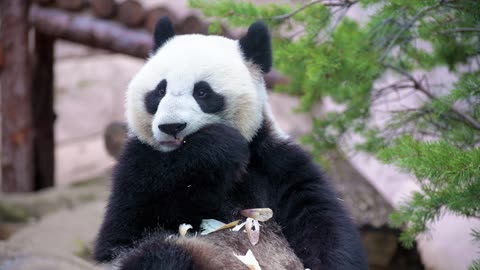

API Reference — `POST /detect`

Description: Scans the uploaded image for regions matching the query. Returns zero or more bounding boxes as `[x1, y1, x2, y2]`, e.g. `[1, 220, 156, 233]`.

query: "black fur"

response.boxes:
[94, 124, 249, 262]
[94, 123, 368, 270]
[120, 234, 197, 270]
[192, 81, 225, 114]
[153, 17, 175, 52]
[145, 79, 167, 115]
[239, 21, 272, 73]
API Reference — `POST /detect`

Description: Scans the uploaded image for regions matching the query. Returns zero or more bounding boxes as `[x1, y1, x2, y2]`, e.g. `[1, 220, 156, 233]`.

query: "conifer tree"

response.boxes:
[189, 0, 480, 268]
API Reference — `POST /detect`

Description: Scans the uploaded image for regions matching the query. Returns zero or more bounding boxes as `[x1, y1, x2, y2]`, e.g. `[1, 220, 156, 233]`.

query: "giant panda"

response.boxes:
[94, 17, 368, 270]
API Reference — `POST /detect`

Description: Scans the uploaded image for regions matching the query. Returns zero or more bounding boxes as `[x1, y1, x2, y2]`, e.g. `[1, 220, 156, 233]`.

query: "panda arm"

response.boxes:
[264, 143, 368, 270]
[94, 124, 249, 263]
[94, 138, 177, 263]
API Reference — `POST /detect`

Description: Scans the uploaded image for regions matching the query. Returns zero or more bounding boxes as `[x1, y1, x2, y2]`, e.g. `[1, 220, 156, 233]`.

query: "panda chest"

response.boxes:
[232, 168, 273, 209]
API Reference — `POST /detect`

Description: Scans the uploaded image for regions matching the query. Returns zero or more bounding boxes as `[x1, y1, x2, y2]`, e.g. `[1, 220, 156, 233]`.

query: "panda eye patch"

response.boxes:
[193, 82, 210, 99]
[144, 79, 167, 115]
[192, 81, 225, 114]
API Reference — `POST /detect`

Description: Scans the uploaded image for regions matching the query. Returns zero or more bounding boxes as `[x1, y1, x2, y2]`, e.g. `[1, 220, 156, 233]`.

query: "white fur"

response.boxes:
[127, 34, 274, 151]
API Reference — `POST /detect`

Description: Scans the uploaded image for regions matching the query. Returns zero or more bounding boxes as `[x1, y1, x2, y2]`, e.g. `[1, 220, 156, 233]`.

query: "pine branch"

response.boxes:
[440, 27, 480, 33]
[371, 80, 414, 101]
[272, 0, 356, 22]
[384, 64, 480, 130]
[380, 3, 442, 61]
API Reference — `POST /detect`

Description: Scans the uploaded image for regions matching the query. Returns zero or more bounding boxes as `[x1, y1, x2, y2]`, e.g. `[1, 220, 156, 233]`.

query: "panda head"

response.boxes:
[127, 17, 275, 152]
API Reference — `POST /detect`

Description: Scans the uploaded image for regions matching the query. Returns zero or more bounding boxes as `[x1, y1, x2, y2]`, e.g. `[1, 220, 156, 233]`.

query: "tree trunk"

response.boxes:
[0, 0, 34, 192]
[31, 31, 55, 190]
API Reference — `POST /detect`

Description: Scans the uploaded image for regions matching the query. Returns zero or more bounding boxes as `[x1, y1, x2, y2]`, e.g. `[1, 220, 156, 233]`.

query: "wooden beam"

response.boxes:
[144, 6, 176, 33]
[0, 44, 4, 71]
[30, 5, 152, 58]
[32, 31, 55, 190]
[177, 14, 208, 35]
[30, 5, 288, 88]
[0, 0, 34, 192]
[116, 0, 145, 28]
[55, 0, 86, 11]
[91, 0, 117, 19]
[33, 0, 52, 6]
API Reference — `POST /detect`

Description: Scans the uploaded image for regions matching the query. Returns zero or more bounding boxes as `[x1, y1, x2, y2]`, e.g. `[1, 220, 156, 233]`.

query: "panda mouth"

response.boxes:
[159, 138, 184, 147]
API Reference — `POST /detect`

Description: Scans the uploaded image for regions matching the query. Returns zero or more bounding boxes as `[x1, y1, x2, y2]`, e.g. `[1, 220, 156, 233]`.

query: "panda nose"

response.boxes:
[158, 122, 187, 137]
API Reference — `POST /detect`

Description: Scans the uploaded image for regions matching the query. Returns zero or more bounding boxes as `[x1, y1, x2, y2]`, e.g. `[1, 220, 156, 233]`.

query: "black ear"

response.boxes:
[239, 21, 272, 73]
[153, 16, 175, 52]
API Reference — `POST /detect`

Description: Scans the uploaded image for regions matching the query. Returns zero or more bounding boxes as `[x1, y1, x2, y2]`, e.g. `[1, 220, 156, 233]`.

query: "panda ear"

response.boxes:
[239, 21, 272, 73]
[153, 16, 175, 52]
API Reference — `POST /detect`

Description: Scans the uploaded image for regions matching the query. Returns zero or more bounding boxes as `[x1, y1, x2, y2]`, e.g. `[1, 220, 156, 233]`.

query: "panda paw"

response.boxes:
[176, 123, 250, 170]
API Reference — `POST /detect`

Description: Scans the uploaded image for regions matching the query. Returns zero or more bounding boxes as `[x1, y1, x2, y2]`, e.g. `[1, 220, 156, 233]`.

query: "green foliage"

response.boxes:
[472, 229, 480, 269]
[189, 0, 291, 27]
[0, 202, 30, 223]
[190, 0, 480, 266]
[470, 260, 480, 270]
[379, 136, 480, 246]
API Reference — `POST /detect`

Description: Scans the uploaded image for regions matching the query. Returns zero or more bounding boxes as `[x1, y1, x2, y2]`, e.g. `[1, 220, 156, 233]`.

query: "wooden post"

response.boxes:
[0, 0, 34, 192]
[32, 31, 55, 190]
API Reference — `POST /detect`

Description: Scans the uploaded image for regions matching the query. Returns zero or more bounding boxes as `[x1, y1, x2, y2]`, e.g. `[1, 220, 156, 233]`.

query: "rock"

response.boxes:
[361, 228, 398, 267]
[325, 149, 394, 228]
[5, 201, 105, 258]
[0, 242, 100, 270]
[0, 223, 25, 240]
[0, 204, 30, 223]
[0, 200, 106, 270]
[0, 174, 109, 222]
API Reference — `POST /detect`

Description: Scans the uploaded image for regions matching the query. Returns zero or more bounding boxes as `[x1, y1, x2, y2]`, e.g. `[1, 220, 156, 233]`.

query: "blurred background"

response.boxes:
[0, 0, 479, 270]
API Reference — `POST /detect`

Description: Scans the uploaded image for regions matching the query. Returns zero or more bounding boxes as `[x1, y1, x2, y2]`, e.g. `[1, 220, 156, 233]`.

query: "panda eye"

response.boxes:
[158, 88, 166, 96]
[193, 81, 213, 100]
[195, 88, 207, 98]
[156, 79, 167, 97]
